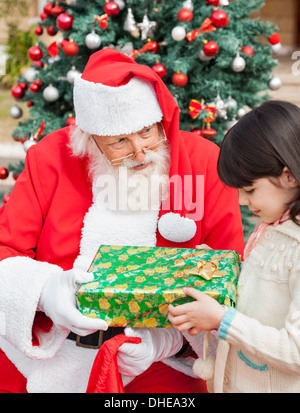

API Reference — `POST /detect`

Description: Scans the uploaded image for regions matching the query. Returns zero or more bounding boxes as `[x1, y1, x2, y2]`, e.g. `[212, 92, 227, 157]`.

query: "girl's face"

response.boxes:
[238, 169, 299, 224]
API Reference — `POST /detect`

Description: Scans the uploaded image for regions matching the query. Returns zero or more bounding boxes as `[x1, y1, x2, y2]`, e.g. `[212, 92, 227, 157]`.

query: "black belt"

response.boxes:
[67, 327, 124, 349]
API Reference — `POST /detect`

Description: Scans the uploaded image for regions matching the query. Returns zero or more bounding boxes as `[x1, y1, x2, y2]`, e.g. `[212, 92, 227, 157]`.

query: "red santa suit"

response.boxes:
[0, 48, 244, 393]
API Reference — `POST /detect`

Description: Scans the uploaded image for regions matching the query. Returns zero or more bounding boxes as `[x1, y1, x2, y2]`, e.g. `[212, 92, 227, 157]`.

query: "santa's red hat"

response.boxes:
[73, 48, 197, 243]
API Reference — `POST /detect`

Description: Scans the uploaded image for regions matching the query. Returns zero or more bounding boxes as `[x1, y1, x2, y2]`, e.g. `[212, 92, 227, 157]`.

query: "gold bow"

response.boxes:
[188, 259, 224, 280]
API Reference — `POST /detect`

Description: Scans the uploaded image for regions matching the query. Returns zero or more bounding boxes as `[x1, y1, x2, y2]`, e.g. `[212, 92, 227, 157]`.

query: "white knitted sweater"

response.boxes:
[214, 220, 300, 393]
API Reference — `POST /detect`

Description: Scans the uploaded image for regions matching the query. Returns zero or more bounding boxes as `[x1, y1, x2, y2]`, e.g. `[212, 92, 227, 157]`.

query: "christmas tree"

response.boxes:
[3, 0, 281, 237]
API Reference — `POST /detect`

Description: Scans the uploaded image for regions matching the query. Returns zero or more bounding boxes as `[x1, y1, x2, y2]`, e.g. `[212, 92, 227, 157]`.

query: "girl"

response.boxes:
[168, 100, 300, 393]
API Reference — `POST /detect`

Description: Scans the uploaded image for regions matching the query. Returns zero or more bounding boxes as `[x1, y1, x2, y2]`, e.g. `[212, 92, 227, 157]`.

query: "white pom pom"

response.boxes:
[158, 213, 197, 243]
[193, 356, 215, 380]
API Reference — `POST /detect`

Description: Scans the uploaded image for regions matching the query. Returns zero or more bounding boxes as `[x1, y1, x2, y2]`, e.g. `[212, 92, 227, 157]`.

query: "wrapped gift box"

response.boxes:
[76, 245, 240, 328]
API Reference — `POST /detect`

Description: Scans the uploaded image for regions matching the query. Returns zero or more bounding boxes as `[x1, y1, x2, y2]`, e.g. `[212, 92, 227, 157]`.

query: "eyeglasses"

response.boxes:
[92, 125, 167, 166]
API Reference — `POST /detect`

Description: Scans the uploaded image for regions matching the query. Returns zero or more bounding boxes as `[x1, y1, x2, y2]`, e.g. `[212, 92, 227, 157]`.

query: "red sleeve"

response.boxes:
[0, 147, 46, 261]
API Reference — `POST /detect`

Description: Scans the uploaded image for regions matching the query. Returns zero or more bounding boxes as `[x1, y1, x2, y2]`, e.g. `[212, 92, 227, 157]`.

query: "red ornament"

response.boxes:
[0, 167, 9, 180]
[66, 115, 76, 126]
[211, 10, 229, 28]
[201, 124, 217, 138]
[241, 45, 254, 56]
[206, 0, 219, 5]
[29, 82, 40, 93]
[57, 13, 73, 31]
[47, 26, 58, 36]
[151, 63, 167, 78]
[60, 38, 69, 49]
[40, 11, 48, 21]
[104, 1, 120, 16]
[32, 60, 44, 69]
[43, 3, 54, 16]
[34, 26, 43, 36]
[28, 45, 44, 61]
[51, 4, 65, 16]
[172, 72, 188, 87]
[203, 40, 219, 56]
[19, 82, 28, 90]
[177, 8, 193, 22]
[62, 40, 79, 56]
[11, 84, 25, 99]
[269, 33, 281, 45]
[2, 194, 10, 204]
[27, 101, 34, 107]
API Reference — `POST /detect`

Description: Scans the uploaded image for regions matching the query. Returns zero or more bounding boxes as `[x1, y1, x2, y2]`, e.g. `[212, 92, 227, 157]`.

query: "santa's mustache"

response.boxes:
[119, 145, 168, 171]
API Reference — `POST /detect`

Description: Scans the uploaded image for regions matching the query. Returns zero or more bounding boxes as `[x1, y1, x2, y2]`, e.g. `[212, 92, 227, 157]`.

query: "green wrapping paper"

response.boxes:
[76, 245, 240, 328]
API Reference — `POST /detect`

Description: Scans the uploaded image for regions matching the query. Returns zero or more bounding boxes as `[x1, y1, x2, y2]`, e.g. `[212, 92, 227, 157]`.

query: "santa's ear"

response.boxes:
[282, 167, 299, 188]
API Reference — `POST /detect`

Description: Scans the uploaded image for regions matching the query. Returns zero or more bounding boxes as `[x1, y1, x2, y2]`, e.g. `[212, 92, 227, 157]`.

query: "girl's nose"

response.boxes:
[238, 189, 249, 206]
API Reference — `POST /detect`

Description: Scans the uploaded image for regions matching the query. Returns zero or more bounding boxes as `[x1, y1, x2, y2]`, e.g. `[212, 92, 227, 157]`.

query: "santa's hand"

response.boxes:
[117, 327, 183, 377]
[39, 269, 108, 335]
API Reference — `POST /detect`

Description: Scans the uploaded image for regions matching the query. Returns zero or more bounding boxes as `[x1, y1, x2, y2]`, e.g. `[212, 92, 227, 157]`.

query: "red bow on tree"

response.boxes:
[186, 18, 216, 43]
[189, 99, 215, 122]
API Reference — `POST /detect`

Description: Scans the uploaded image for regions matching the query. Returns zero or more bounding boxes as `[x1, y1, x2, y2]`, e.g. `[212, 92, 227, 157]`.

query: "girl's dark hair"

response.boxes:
[217, 100, 300, 225]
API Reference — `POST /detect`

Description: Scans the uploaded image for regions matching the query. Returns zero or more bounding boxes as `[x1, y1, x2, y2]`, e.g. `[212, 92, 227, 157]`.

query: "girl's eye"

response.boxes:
[244, 188, 254, 194]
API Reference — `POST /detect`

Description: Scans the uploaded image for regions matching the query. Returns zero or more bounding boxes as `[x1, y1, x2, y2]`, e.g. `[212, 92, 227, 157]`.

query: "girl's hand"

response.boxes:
[168, 287, 226, 335]
[195, 244, 212, 251]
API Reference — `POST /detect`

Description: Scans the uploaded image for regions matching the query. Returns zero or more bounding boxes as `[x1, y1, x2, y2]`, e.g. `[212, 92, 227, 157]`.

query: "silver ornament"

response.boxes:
[232, 52, 246, 72]
[23, 136, 36, 152]
[48, 55, 60, 65]
[198, 49, 212, 62]
[137, 12, 156, 40]
[268, 76, 282, 90]
[219, 0, 229, 5]
[66, 66, 81, 84]
[119, 42, 134, 56]
[43, 84, 59, 102]
[85, 31, 101, 49]
[114, 0, 125, 10]
[124, 8, 137, 32]
[271, 43, 282, 54]
[182, 0, 194, 11]
[171, 26, 186, 41]
[238, 107, 247, 118]
[22, 67, 37, 83]
[9, 105, 23, 119]
[214, 92, 227, 119]
[225, 95, 237, 110]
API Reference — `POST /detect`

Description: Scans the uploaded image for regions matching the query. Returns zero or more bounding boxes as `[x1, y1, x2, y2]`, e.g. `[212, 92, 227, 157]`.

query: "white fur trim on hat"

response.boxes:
[158, 212, 197, 243]
[73, 76, 163, 136]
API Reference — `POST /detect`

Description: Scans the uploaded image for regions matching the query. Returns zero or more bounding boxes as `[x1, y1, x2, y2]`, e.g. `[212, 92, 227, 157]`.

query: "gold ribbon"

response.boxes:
[188, 259, 224, 280]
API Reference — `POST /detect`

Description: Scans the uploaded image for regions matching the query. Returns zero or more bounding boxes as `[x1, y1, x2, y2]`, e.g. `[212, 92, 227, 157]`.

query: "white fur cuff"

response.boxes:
[0, 256, 67, 359]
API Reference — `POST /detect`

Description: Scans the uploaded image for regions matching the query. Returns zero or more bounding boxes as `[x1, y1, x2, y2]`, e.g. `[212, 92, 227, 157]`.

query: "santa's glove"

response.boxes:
[39, 269, 108, 336]
[117, 327, 183, 377]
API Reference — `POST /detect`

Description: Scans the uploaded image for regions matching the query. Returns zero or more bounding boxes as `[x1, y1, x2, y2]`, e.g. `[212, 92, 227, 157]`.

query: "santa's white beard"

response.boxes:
[88, 141, 171, 212]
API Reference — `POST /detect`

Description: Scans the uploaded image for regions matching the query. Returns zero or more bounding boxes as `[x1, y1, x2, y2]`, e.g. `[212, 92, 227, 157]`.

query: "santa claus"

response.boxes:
[0, 48, 244, 393]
